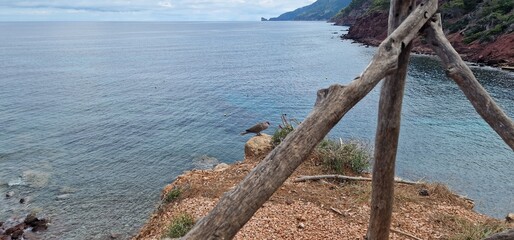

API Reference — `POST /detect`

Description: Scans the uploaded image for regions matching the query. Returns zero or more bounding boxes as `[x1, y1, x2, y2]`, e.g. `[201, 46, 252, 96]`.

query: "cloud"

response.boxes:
[158, 1, 174, 8]
[0, 0, 318, 21]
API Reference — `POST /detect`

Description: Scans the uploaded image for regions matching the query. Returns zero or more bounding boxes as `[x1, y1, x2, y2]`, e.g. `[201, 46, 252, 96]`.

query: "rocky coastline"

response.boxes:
[0, 213, 49, 240]
[332, 1, 514, 69]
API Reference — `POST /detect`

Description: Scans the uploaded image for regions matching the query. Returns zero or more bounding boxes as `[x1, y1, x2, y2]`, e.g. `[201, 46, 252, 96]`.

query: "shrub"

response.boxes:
[163, 187, 181, 203]
[163, 213, 195, 238]
[317, 138, 371, 174]
[272, 114, 300, 146]
[271, 114, 372, 174]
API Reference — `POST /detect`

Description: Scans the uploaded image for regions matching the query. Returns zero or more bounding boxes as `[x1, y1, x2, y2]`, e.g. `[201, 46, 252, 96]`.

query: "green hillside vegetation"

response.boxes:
[442, 0, 514, 43]
[269, 0, 352, 21]
[331, 0, 513, 43]
[330, 0, 387, 21]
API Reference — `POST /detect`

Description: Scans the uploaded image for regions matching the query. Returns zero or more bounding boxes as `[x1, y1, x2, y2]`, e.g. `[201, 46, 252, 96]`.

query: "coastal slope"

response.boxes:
[269, 0, 352, 21]
[330, 0, 514, 67]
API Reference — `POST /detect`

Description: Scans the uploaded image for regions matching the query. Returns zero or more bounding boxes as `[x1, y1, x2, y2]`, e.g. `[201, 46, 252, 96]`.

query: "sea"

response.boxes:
[0, 21, 512, 239]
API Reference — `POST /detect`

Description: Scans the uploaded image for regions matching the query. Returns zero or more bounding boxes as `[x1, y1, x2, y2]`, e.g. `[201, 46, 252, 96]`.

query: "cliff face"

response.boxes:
[331, 0, 514, 67]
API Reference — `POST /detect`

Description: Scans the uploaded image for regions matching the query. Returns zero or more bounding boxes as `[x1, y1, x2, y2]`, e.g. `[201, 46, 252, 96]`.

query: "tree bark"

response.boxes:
[367, 0, 417, 239]
[182, 1, 437, 239]
[423, 14, 514, 151]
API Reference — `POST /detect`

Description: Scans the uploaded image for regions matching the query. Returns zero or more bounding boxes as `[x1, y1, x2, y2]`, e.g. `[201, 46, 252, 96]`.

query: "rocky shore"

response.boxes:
[0, 213, 49, 240]
[134, 134, 513, 239]
[339, 14, 514, 68]
[332, 1, 514, 68]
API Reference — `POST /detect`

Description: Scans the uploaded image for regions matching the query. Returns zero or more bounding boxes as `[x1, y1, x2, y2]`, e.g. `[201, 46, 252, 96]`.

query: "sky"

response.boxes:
[0, 0, 317, 21]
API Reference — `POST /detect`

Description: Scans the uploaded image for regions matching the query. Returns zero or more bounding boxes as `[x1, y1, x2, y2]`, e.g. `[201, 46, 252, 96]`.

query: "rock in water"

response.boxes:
[213, 163, 229, 172]
[240, 121, 270, 136]
[24, 213, 49, 232]
[5, 191, 14, 198]
[56, 194, 71, 201]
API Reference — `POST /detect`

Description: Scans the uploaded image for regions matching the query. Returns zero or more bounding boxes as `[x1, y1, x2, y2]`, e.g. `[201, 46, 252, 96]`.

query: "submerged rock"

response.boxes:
[1, 213, 49, 239]
[192, 155, 219, 170]
[24, 213, 49, 232]
[213, 163, 229, 172]
[55, 194, 71, 201]
[5, 191, 14, 198]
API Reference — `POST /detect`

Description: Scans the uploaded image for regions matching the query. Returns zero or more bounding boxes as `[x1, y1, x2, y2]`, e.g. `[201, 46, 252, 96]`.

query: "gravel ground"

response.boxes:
[134, 138, 511, 240]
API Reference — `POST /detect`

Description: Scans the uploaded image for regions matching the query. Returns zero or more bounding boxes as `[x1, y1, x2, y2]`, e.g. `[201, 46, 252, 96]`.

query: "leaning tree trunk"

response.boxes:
[423, 14, 514, 151]
[367, 0, 416, 239]
[181, 1, 438, 239]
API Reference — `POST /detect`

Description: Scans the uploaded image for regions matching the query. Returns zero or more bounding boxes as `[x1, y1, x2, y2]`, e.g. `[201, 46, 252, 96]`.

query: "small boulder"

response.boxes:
[5, 223, 26, 235]
[110, 232, 121, 239]
[244, 134, 272, 161]
[418, 189, 429, 196]
[24, 214, 49, 232]
[11, 229, 23, 240]
[506, 213, 514, 223]
[213, 163, 229, 172]
[6, 191, 14, 198]
[297, 222, 305, 229]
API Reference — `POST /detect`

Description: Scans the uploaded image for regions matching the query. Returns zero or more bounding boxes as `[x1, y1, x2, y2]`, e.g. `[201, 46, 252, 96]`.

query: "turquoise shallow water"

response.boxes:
[0, 21, 512, 239]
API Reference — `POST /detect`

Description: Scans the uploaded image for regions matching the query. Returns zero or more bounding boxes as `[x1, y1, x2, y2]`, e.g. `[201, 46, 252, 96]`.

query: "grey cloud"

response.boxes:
[0, 0, 316, 21]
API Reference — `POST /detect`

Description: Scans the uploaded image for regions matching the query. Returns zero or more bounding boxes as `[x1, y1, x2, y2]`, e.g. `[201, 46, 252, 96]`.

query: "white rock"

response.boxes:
[213, 163, 229, 172]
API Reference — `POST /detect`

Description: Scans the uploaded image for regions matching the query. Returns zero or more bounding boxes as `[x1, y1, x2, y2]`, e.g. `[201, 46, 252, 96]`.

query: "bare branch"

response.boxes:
[293, 174, 420, 185]
[423, 14, 514, 151]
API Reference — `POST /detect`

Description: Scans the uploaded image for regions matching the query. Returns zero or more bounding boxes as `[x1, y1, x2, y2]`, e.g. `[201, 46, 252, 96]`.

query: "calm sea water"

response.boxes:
[0, 21, 512, 239]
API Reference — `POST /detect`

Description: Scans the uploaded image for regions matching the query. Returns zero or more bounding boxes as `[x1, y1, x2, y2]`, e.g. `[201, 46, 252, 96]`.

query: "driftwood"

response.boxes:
[482, 229, 514, 240]
[293, 175, 420, 185]
[182, 1, 438, 239]
[423, 14, 514, 151]
[293, 174, 474, 203]
[368, 0, 416, 239]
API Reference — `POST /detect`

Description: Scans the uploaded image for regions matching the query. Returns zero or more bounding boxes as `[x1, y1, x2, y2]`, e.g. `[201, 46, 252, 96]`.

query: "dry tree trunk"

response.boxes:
[367, 0, 417, 239]
[423, 14, 514, 151]
[182, 1, 438, 239]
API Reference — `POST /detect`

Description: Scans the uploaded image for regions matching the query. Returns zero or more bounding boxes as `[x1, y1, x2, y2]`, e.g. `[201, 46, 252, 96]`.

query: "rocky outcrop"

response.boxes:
[333, 0, 514, 67]
[244, 134, 273, 161]
[341, 11, 388, 46]
[0, 213, 49, 240]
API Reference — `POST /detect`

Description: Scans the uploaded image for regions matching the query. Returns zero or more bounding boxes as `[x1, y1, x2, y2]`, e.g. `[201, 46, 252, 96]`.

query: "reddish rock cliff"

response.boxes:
[334, 0, 514, 67]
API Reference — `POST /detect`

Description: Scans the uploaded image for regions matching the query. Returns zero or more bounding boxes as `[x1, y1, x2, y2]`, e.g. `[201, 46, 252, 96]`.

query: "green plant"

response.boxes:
[371, 0, 389, 11]
[163, 187, 182, 203]
[163, 213, 195, 238]
[317, 138, 371, 174]
[272, 114, 300, 146]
